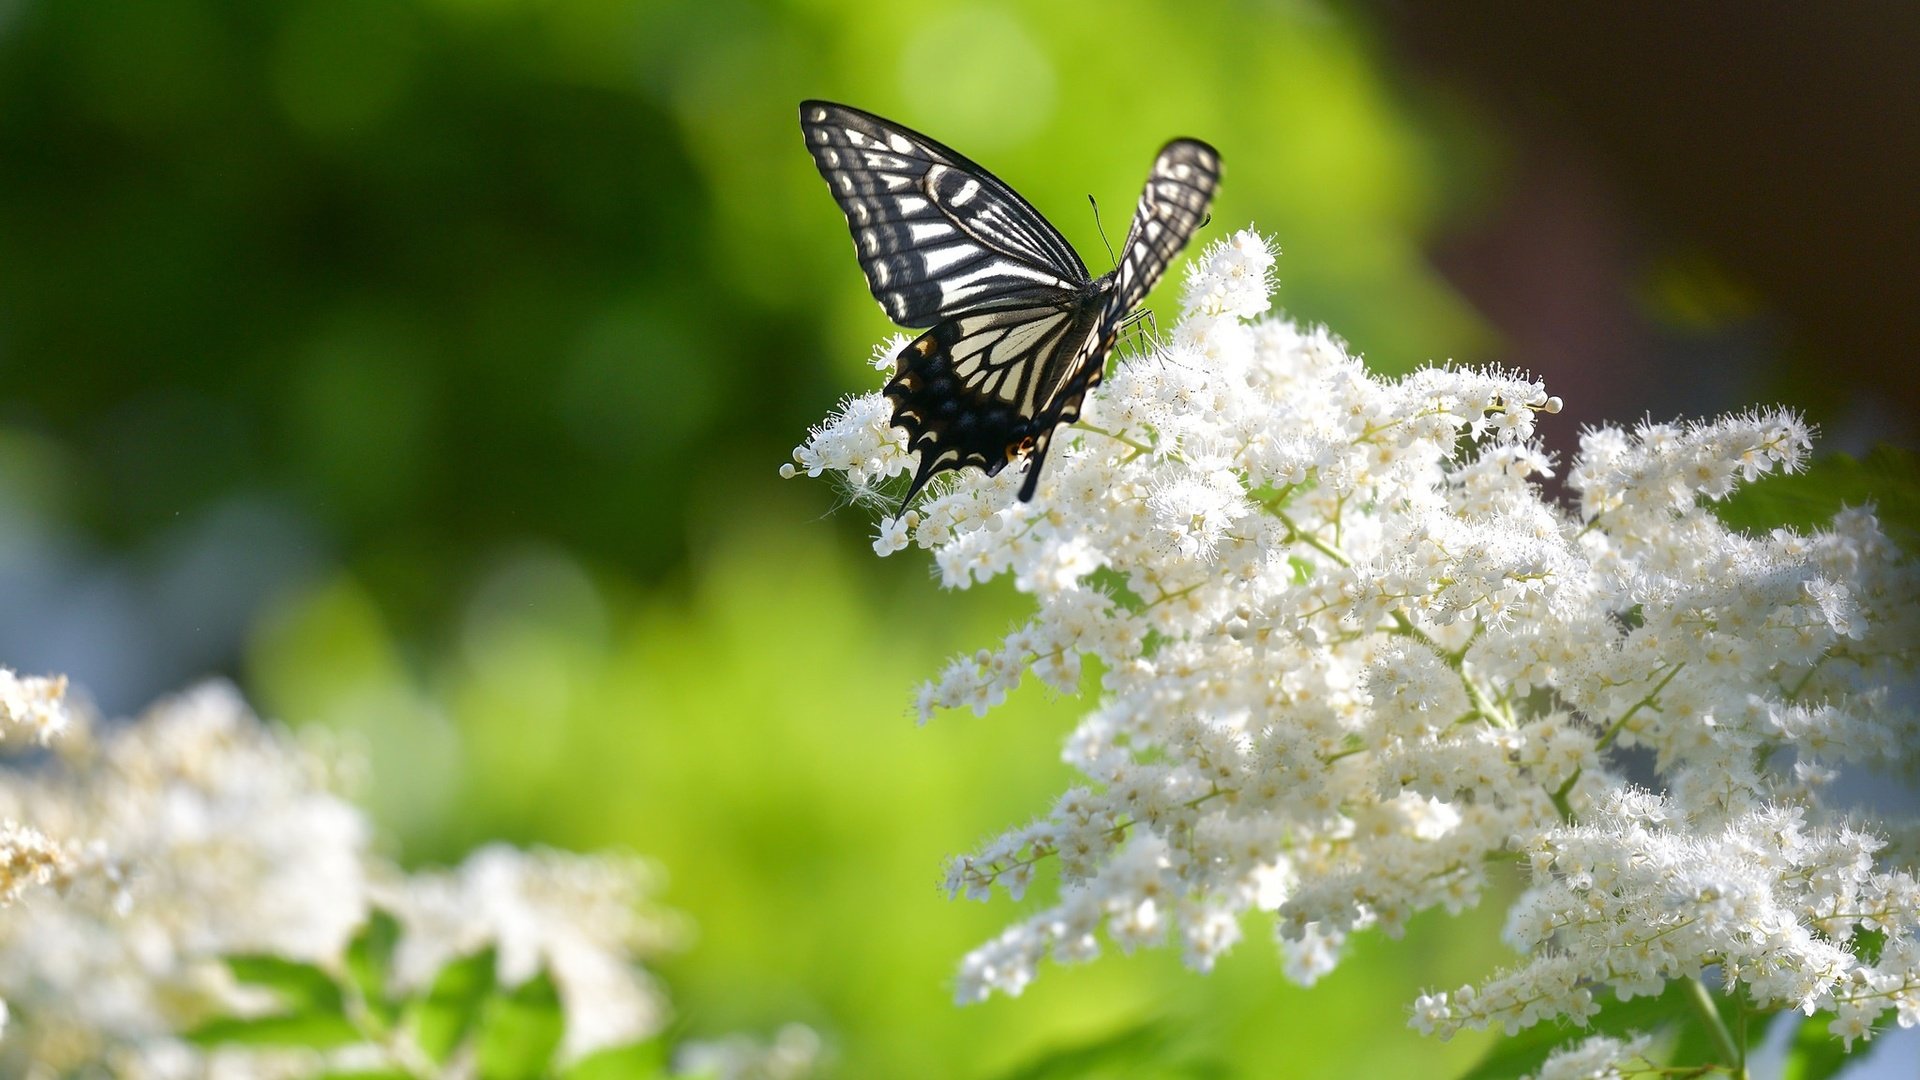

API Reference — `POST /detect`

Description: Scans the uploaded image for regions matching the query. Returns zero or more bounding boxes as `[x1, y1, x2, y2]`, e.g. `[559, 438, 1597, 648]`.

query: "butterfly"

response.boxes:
[799, 100, 1220, 512]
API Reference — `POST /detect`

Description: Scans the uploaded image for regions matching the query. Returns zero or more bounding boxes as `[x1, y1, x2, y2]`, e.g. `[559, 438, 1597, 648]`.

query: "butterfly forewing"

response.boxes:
[1108, 140, 1222, 318]
[800, 101, 1220, 509]
[799, 101, 1090, 326]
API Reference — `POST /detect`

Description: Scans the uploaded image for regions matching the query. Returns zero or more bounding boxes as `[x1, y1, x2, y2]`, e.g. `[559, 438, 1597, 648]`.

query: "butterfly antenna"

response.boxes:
[1089, 195, 1119, 273]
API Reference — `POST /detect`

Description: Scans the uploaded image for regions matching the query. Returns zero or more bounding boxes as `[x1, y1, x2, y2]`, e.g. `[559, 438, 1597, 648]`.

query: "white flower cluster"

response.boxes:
[0, 819, 72, 908]
[1419, 792, 1920, 1047]
[0, 671, 76, 922]
[0, 682, 372, 1077]
[0, 666, 70, 744]
[1527, 1032, 1652, 1080]
[0, 679, 732, 1077]
[374, 843, 684, 1063]
[675, 1022, 828, 1080]
[788, 230, 1920, 1060]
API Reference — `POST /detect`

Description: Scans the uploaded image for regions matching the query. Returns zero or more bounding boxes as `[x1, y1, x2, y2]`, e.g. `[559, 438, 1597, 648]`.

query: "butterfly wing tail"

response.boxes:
[1017, 434, 1054, 502]
[898, 446, 946, 516]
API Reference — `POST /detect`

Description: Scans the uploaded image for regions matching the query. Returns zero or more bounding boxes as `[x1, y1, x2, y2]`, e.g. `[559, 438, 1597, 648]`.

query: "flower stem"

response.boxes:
[1595, 662, 1686, 752]
[1684, 977, 1746, 1079]
[1270, 507, 1351, 568]
[1073, 421, 1155, 455]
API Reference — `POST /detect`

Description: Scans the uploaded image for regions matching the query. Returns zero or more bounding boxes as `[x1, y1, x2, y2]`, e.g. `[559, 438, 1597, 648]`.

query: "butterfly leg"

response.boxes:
[1117, 306, 1158, 353]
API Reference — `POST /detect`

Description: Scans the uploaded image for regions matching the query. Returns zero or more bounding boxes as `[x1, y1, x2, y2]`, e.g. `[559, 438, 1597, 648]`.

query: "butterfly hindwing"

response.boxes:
[886, 301, 1102, 508]
[799, 101, 1090, 327]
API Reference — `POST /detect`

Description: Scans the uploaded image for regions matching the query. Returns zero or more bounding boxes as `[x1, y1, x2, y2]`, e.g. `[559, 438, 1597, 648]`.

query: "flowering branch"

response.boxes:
[788, 228, 1920, 1072]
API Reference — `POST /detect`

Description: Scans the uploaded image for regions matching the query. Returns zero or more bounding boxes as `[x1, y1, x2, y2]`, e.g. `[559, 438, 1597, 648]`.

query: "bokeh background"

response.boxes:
[1, 1, 1914, 1076]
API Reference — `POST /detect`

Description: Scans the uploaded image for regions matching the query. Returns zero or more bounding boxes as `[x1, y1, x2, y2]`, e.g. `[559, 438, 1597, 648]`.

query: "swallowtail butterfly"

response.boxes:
[799, 101, 1220, 510]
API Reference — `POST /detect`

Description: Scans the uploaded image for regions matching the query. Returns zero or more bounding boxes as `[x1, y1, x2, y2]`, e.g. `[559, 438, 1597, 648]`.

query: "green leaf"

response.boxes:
[313, 1071, 416, 1080]
[223, 954, 346, 1016]
[408, 946, 499, 1065]
[186, 1011, 362, 1050]
[476, 969, 566, 1080]
[346, 908, 405, 1030]
[1780, 1012, 1853, 1080]
[560, 1038, 671, 1080]
[1715, 444, 1920, 547]
[1850, 926, 1887, 966]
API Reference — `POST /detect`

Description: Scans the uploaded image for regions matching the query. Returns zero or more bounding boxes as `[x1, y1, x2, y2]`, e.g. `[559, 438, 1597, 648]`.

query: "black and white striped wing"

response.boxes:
[1009, 140, 1222, 502]
[1105, 139, 1222, 318]
[799, 100, 1091, 327]
[886, 302, 1099, 507]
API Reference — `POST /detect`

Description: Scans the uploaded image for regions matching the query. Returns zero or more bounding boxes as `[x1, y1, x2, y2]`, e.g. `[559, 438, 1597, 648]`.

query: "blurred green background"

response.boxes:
[1, 1, 1913, 1076]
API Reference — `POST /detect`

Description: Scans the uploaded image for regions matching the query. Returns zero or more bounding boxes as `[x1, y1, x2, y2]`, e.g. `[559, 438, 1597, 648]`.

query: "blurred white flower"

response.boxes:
[676, 1022, 826, 1080]
[1527, 1032, 1652, 1080]
[0, 679, 703, 1076]
[0, 682, 370, 1076]
[377, 843, 682, 1063]
[790, 228, 1920, 1064]
[0, 667, 70, 744]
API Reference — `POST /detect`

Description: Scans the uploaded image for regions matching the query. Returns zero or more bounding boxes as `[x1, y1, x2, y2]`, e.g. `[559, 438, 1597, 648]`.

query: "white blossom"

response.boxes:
[1527, 1032, 1652, 1080]
[376, 844, 681, 1063]
[872, 513, 912, 557]
[0, 680, 694, 1076]
[0, 682, 372, 1077]
[782, 392, 913, 498]
[0, 819, 76, 906]
[0, 667, 70, 744]
[675, 1023, 827, 1080]
[788, 228, 1920, 1066]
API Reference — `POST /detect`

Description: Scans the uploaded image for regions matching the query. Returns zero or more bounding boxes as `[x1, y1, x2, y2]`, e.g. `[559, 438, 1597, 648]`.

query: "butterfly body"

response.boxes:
[799, 100, 1218, 509]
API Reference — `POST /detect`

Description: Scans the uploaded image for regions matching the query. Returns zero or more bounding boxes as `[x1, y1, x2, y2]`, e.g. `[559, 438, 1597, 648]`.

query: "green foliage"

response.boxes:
[1450, 982, 1747, 1080]
[476, 970, 567, 1080]
[228, 953, 350, 1016]
[1452, 986, 1673, 1080]
[562, 1040, 671, 1080]
[187, 955, 359, 1050]
[410, 947, 499, 1066]
[1780, 1013, 1853, 1080]
[1449, 980, 1878, 1080]
[1850, 926, 1888, 966]
[347, 908, 405, 1031]
[0, 0, 1492, 635]
[187, 1010, 364, 1051]
[1718, 444, 1920, 546]
[192, 910, 671, 1078]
